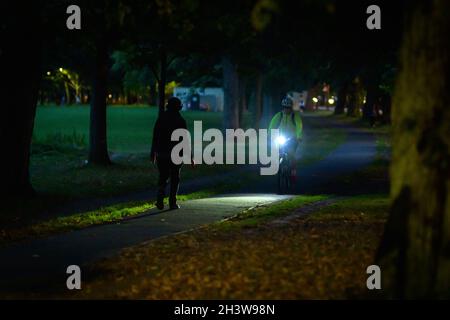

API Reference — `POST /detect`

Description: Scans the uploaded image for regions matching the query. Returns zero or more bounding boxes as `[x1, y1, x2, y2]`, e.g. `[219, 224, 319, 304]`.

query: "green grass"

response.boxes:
[333, 113, 391, 135]
[30, 152, 236, 198]
[34, 105, 252, 153]
[221, 195, 328, 229]
[30, 105, 253, 198]
[0, 200, 156, 245]
[306, 194, 389, 221]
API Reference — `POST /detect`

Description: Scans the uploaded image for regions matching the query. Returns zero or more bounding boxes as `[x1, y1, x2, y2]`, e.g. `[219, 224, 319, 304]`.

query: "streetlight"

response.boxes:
[328, 98, 335, 105]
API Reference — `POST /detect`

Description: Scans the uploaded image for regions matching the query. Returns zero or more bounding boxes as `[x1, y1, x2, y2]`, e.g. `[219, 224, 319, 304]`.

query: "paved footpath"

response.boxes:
[0, 115, 376, 294]
[0, 195, 291, 292]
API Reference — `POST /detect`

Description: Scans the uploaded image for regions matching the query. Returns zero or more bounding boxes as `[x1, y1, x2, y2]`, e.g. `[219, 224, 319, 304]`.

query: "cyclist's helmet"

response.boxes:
[281, 97, 294, 109]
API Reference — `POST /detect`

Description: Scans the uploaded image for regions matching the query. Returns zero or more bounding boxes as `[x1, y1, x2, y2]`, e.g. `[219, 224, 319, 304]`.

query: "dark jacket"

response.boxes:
[150, 109, 188, 159]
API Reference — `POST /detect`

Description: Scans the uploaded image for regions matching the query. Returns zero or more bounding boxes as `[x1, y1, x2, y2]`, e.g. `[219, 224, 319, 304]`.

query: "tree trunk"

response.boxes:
[346, 78, 363, 117]
[363, 80, 379, 121]
[380, 93, 392, 124]
[0, 3, 41, 197]
[158, 49, 167, 115]
[306, 87, 318, 111]
[376, 0, 450, 298]
[65, 82, 71, 105]
[89, 35, 111, 165]
[260, 88, 279, 127]
[238, 75, 247, 128]
[149, 81, 157, 106]
[334, 84, 347, 115]
[254, 71, 263, 129]
[222, 56, 240, 130]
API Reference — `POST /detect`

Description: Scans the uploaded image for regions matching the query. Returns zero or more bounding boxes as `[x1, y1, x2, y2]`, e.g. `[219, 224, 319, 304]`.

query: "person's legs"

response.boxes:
[169, 164, 182, 209]
[156, 155, 170, 209]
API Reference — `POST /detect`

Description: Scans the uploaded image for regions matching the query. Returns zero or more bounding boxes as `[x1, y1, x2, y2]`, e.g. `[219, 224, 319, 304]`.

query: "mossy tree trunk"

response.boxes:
[376, 0, 450, 298]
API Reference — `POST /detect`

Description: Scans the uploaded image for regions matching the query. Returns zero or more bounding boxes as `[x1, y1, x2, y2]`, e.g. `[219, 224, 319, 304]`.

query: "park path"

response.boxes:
[0, 115, 377, 294]
[0, 194, 291, 293]
[239, 122, 378, 195]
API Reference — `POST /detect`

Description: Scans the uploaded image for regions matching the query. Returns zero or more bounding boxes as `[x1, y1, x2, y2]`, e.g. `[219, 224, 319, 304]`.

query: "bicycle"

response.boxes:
[276, 135, 293, 194]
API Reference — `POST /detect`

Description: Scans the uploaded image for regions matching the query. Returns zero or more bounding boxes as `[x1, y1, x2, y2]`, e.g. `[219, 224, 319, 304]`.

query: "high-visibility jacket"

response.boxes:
[268, 111, 303, 140]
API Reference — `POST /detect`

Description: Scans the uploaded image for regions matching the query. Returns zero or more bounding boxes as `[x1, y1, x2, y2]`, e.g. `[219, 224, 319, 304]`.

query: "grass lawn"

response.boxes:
[70, 193, 388, 299]
[31, 105, 248, 198]
[33, 105, 242, 153]
[30, 105, 258, 199]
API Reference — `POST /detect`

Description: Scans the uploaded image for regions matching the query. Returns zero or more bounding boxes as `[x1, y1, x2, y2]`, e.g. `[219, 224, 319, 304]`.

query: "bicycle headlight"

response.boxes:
[276, 135, 287, 146]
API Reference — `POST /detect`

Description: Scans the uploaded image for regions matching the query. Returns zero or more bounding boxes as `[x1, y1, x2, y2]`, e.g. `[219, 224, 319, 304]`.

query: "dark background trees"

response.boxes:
[1, 0, 405, 195]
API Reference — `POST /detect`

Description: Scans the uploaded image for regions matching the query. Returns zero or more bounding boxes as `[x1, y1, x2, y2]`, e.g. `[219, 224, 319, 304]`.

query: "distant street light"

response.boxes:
[328, 98, 335, 105]
[312, 97, 319, 103]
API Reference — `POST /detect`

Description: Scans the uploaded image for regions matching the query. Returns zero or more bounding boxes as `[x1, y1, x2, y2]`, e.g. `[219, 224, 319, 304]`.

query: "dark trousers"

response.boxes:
[156, 154, 182, 204]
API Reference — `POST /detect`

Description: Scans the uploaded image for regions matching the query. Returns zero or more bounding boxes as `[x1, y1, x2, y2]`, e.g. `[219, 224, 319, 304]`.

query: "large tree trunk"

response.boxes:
[254, 71, 263, 129]
[222, 56, 240, 130]
[89, 35, 111, 165]
[0, 3, 41, 197]
[158, 49, 167, 115]
[376, 0, 450, 298]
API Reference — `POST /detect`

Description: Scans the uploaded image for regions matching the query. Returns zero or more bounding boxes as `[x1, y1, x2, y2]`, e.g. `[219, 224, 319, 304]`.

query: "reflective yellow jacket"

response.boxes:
[268, 111, 303, 140]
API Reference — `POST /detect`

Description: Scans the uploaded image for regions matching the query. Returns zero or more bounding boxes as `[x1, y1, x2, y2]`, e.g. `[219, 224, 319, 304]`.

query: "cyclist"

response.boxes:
[268, 96, 303, 185]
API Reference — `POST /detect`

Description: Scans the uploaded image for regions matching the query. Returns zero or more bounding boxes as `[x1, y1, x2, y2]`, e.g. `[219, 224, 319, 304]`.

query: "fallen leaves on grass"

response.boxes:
[76, 195, 388, 300]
